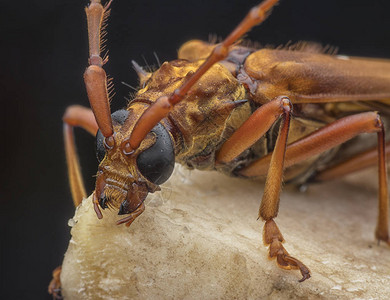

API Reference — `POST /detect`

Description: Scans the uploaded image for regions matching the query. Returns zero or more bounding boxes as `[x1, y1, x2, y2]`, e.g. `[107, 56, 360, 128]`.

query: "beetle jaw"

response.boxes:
[92, 161, 160, 224]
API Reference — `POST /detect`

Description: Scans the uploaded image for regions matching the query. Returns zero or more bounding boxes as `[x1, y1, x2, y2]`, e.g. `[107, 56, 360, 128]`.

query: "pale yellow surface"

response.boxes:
[61, 165, 390, 299]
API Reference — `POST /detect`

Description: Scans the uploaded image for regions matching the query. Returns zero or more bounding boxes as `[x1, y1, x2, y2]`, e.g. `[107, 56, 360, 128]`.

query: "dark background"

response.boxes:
[2, 0, 390, 298]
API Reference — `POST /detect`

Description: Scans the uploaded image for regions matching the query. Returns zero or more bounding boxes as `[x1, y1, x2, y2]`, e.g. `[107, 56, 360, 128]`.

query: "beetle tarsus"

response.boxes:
[376, 233, 390, 246]
[48, 265, 63, 300]
[284, 254, 311, 282]
[263, 219, 311, 281]
[298, 271, 311, 283]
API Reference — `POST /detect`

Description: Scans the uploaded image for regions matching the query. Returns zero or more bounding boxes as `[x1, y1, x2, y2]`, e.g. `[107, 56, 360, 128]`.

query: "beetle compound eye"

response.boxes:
[136, 123, 175, 185]
[96, 129, 106, 162]
[111, 109, 129, 125]
[96, 109, 130, 162]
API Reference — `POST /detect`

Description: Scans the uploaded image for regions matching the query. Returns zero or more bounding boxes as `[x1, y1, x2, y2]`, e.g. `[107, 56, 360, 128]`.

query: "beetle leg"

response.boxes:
[48, 265, 63, 299]
[375, 123, 389, 244]
[264, 220, 311, 282]
[216, 96, 291, 164]
[314, 140, 390, 245]
[240, 112, 384, 177]
[216, 96, 312, 281]
[256, 99, 311, 281]
[312, 141, 390, 182]
[239, 112, 389, 245]
[51, 106, 98, 299]
[63, 105, 99, 207]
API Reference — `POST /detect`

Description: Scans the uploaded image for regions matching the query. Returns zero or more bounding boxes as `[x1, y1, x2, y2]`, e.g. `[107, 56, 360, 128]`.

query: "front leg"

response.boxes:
[263, 220, 310, 282]
[217, 96, 310, 281]
[48, 105, 99, 299]
[255, 98, 311, 281]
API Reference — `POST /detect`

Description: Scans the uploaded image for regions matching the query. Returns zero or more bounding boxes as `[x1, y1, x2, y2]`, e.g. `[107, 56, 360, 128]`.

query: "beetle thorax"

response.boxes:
[134, 59, 248, 170]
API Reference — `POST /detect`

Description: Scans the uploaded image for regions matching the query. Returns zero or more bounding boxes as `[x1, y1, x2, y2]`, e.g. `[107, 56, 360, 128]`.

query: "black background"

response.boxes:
[2, 0, 390, 298]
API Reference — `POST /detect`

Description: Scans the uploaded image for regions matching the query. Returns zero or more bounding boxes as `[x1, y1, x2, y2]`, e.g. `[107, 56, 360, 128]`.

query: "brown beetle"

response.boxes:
[49, 0, 390, 296]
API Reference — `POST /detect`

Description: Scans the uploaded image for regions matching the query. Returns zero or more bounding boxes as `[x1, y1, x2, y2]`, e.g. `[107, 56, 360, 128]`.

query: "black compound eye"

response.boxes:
[136, 123, 175, 185]
[96, 109, 129, 163]
[96, 129, 105, 163]
[111, 109, 130, 125]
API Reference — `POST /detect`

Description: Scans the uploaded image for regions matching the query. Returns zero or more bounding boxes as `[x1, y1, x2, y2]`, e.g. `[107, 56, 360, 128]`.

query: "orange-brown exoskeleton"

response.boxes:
[49, 0, 390, 296]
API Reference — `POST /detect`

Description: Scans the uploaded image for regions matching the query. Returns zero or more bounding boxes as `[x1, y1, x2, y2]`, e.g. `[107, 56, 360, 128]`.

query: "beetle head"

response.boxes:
[94, 109, 175, 223]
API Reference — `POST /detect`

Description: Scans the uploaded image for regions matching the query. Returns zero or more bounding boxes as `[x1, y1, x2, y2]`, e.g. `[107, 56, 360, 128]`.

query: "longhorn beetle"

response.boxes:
[49, 0, 390, 296]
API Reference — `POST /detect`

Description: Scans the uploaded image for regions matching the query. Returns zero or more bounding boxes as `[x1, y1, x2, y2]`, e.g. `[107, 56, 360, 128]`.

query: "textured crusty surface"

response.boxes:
[61, 165, 390, 299]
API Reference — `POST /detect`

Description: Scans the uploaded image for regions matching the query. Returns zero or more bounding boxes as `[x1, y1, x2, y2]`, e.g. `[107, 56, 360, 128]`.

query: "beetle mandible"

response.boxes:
[49, 0, 390, 295]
